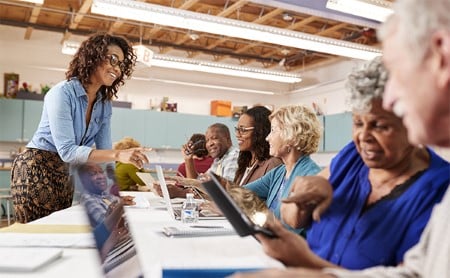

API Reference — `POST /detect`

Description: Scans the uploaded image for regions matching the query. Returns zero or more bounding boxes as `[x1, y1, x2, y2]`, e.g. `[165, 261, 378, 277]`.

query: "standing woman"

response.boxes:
[234, 106, 282, 186]
[11, 33, 150, 223]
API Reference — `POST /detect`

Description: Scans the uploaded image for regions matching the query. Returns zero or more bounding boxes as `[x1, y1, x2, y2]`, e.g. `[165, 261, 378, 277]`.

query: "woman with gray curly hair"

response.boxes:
[239, 57, 450, 271]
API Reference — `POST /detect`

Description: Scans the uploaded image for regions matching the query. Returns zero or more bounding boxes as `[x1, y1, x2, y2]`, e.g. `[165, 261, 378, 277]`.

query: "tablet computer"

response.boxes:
[201, 172, 275, 238]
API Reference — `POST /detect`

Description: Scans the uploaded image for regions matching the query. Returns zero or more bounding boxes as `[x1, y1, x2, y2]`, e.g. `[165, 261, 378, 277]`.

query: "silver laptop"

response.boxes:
[155, 165, 225, 220]
[75, 162, 144, 278]
[135, 172, 158, 195]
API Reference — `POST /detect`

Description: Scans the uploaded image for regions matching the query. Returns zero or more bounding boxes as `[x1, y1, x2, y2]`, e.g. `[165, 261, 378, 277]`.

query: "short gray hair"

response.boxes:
[346, 57, 388, 112]
[379, 0, 450, 63]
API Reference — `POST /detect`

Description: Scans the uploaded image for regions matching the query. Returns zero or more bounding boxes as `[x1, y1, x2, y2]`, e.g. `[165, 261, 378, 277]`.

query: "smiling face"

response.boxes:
[205, 127, 232, 159]
[236, 114, 255, 152]
[90, 44, 124, 88]
[79, 163, 108, 194]
[266, 118, 289, 159]
[353, 99, 413, 169]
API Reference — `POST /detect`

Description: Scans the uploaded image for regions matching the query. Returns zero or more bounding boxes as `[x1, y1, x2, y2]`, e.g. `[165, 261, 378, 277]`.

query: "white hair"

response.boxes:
[346, 57, 388, 112]
[379, 0, 450, 63]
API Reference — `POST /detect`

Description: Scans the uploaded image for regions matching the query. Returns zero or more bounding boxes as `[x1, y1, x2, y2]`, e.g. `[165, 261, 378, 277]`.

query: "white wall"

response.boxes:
[1, 25, 448, 166]
[0, 25, 356, 166]
[0, 25, 288, 114]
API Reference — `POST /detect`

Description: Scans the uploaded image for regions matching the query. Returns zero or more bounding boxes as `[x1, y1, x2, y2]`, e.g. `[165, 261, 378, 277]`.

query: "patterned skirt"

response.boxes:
[10, 148, 73, 223]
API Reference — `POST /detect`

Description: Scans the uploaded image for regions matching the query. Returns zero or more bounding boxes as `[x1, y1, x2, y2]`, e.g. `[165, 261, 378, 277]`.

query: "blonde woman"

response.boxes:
[243, 105, 322, 233]
[113, 137, 146, 191]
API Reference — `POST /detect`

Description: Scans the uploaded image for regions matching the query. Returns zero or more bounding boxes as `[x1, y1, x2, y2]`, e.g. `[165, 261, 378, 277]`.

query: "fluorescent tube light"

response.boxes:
[326, 0, 393, 22]
[19, 0, 44, 4]
[61, 41, 301, 83]
[151, 55, 301, 83]
[91, 0, 381, 60]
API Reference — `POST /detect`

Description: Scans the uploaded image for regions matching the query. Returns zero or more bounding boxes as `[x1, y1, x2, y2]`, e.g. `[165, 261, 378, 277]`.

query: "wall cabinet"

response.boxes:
[111, 108, 147, 145]
[23, 100, 44, 142]
[111, 108, 237, 149]
[0, 99, 23, 142]
[0, 99, 353, 153]
[323, 112, 352, 152]
[0, 99, 43, 142]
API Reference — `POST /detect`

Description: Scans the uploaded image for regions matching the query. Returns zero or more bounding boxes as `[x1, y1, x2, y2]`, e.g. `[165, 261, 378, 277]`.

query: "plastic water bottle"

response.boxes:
[181, 193, 199, 224]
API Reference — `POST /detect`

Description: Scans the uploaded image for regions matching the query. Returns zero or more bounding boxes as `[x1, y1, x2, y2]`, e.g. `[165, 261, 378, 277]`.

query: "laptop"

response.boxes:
[202, 172, 276, 238]
[74, 162, 144, 278]
[155, 165, 225, 220]
[135, 171, 159, 195]
[74, 163, 273, 278]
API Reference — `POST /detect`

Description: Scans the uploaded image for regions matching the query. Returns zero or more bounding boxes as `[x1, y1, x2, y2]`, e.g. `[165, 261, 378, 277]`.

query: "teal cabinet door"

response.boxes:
[0, 99, 23, 142]
[111, 108, 146, 145]
[317, 115, 325, 152]
[23, 100, 44, 142]
[165, 113, 209, 149]
[0, 170, 11, 190]
[324, 112, 353, 152]
[143, 111, 168, 148]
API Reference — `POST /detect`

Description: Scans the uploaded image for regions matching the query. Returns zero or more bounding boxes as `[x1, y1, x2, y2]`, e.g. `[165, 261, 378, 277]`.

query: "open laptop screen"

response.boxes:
[74, 162, 144, 277]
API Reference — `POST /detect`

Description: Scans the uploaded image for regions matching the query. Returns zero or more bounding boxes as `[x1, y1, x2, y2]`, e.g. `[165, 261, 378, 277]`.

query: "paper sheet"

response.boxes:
[0, 223, 91, 233]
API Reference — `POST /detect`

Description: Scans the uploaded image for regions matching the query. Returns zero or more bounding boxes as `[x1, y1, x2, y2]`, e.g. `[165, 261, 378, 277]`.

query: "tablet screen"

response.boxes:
[202, 172, 275, 238]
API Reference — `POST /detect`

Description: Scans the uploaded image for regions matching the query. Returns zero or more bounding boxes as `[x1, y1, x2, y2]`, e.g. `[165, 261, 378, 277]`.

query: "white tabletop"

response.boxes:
[0, 192, 283, 277]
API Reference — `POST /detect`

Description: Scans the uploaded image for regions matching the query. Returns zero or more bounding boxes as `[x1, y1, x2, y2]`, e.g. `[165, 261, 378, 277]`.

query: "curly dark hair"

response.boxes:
[234, 106, 272, 183]
[189, 133, 208, 158]
[65, 32, 137, 102]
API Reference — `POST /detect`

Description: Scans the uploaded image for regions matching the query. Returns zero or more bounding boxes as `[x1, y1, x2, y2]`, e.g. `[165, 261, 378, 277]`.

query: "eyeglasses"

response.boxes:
[106, 54, 126, 72]
[234, 126, 255, 134]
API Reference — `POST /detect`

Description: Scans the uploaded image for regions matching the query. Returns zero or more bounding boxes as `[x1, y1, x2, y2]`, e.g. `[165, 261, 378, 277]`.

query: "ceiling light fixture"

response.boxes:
[189, 33, 200, 41]
[18, 0, 44, 4]
[91, 0, 381, 61]
[326, 0, 393, 22]
[61, 41, 301, 83]
[282, 13, 293, 21]
[150, 54, 301, 83]
[61, 40, 80, 55]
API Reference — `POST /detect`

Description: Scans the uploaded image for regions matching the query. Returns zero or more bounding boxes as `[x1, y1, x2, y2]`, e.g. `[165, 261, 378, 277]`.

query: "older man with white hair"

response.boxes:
[231, 0, 450, 277]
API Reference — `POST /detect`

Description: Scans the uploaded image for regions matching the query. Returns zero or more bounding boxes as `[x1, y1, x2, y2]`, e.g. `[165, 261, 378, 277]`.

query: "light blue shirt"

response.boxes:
[27, 78, 112, 164]
[208, 146, 239, 182]
[245, 155, 321, 220]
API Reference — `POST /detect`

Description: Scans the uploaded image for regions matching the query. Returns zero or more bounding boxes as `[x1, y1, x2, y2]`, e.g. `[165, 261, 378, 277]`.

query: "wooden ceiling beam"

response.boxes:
[316, 22, 348, 36]
[233, 15, 319, 57]
[178, 0, 200, 10]
[24, 6, 41, 39]
[60, 30, 72, 44]
[206, 7, 283, 51]
[69, 0, 93, 29]
[150, 0, 202, 55]
[252, 8, 283, 24]
[217, 0, 249, 17]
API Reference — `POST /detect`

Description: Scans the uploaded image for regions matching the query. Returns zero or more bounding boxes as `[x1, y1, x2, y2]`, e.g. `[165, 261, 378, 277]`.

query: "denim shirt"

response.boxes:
[27, 78, 112, 164]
